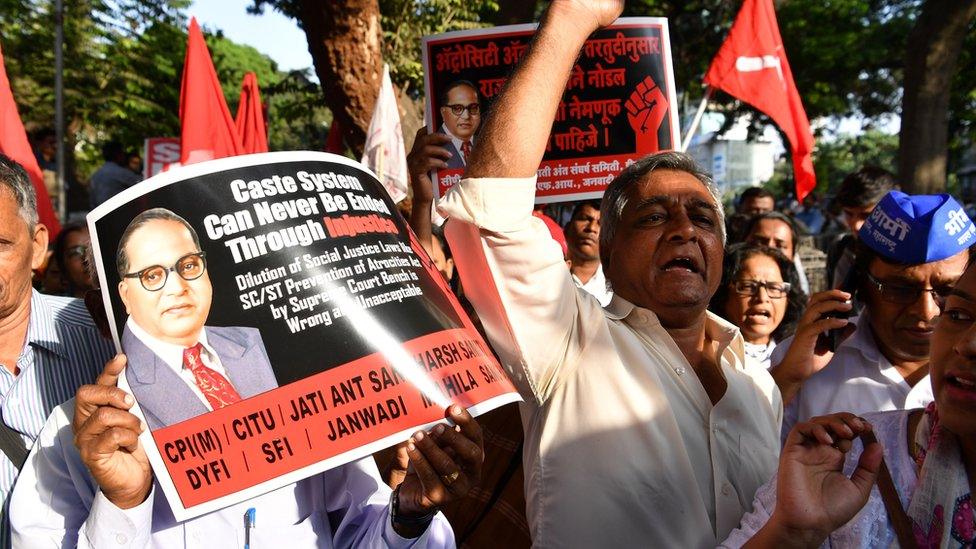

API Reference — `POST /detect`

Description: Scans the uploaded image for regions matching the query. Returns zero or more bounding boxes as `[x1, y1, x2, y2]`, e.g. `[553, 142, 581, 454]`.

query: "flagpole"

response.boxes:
[54, 0, 65, 222]
[680, 86, 712, 152]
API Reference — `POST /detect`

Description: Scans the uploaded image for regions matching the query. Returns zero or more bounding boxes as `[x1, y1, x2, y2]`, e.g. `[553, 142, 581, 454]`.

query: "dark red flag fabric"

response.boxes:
[704, 0, 816, 201]
[0, 43, 61, 236]
[179, 18, 242, 165]
[235, 72, 268, 154]
[324, 118, 344, 154]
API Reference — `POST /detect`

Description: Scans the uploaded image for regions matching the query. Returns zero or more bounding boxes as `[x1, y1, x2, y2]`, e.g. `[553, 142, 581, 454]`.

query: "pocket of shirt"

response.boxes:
[242, 509, 327, 547]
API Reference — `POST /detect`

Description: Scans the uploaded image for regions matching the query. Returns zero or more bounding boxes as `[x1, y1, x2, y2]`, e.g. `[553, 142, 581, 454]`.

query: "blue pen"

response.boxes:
[244, 507, 256, 549]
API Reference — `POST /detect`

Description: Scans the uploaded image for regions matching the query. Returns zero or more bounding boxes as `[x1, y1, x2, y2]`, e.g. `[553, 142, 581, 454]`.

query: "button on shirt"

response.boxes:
[0, 291, 115, 545]
[439, 176, 783, 548]
[10, 402, 454, 548]
[771, 313, 933, 440]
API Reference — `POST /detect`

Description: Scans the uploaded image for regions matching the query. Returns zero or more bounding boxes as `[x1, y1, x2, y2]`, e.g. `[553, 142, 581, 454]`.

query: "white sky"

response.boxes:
[188, 1, 313, 74]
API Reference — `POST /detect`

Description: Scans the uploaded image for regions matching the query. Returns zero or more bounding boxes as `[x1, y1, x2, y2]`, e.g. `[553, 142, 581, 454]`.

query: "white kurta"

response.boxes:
[439, 176, 783, 548]
[721, 409, 916, 548]
[772, 313, 933, 440]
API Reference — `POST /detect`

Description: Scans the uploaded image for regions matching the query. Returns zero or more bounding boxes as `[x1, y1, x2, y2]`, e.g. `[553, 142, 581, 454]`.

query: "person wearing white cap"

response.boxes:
[769, 190, 976, 439]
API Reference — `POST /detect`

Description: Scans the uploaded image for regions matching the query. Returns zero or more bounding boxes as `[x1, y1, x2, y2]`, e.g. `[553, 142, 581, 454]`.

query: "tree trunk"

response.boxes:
[299, 0, 382, 158]
[898, 0, 976, 194]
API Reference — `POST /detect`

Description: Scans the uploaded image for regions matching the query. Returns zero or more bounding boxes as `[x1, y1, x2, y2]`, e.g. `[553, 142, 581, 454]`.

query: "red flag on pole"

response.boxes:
[235, 72, 268, 154]
[703, 0, 816, 201]
[0, 43, 60, 236]
[179, 18, 242, 165]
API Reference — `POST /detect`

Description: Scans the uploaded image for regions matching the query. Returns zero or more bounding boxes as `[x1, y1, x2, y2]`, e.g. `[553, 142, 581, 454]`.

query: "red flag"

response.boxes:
[704, 0, 816, 201]
[324, 118, 344, 154]
[235, 72, 268, 154]
[0, 43, 61, 236]
[179, 18, 242, 165]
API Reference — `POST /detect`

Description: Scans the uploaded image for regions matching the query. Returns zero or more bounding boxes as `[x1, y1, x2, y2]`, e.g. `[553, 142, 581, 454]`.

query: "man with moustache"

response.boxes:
[10, 207, 485, 546]
[564, 200, 611, 306]
[0, 154, 114, 545]
[770, 191, 975, 437]
[437, 0, 781, 546]
[114, 208, 278, 430]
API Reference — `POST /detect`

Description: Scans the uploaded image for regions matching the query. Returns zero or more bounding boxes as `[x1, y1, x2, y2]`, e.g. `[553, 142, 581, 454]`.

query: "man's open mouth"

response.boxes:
[662, 256, 701, 273]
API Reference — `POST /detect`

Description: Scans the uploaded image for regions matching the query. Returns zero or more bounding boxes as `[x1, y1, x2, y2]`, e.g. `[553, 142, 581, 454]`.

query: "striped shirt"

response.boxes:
[0, 290, 114, 544]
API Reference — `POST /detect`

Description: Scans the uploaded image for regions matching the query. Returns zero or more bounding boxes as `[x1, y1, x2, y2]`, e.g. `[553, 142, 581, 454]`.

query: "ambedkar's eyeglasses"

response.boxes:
[124, 252, 207, 292]
[443, 103, 481, 116]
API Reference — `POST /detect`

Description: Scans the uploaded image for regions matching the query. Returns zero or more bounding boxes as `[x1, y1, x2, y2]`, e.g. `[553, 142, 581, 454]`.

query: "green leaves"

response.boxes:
[3, 0, 327, 179]
[378, 0, 498, 95]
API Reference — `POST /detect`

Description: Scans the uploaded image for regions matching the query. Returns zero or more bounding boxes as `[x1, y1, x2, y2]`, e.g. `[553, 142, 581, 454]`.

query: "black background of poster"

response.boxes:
[427, 25, 672, 158]
[94, 159, 464, 386]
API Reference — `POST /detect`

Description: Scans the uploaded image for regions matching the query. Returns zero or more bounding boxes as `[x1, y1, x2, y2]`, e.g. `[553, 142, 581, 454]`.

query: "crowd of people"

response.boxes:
[0, 1, 973, 548]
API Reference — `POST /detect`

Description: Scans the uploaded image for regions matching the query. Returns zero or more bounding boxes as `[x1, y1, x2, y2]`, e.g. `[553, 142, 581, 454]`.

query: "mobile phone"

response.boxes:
[817, 270, 857, 352]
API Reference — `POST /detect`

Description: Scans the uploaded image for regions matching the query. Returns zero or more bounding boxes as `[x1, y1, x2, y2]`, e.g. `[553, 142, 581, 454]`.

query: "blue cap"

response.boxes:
[858, 191, 976, 264]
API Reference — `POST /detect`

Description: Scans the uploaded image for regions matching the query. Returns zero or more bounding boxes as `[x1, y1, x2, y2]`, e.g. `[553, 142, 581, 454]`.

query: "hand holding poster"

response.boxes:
[422, 19, 679, 203]
[88, 152, 519, 520]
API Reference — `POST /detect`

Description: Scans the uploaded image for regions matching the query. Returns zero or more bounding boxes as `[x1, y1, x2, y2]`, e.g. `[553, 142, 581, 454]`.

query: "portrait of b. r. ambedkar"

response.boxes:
[437, 80, 483, 169]
[116, 208, 277, 430]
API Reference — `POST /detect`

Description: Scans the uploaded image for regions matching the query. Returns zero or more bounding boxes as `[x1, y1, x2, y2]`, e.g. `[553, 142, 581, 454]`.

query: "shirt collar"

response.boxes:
[840, 313, 883, 365]
[604, 293, 742, 365]
[440, 124, 474, 154]
[572, 264, 605, 288]
[604, 293, 635, 320]
[25, 289, 67, 358]
[125, 317, 213, 373]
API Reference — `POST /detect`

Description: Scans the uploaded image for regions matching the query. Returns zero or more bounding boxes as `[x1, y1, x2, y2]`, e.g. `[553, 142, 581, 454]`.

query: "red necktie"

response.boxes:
[183, 343, 241, 409]
[460, 140, 472, 160]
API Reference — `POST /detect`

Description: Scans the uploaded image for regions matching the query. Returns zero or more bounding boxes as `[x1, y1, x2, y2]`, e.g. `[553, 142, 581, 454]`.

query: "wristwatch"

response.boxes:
[389, 485, 437, 531]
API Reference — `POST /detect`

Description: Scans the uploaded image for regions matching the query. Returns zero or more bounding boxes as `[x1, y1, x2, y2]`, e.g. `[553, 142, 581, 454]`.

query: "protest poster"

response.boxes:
[421, 18, 679, 204]
[143, 137, 181, 179]
[88, 151, 520, 521]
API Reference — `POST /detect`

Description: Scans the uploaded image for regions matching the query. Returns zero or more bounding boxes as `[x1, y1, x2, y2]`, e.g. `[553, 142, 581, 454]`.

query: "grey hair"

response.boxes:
[0, 153, 39, 229]
[599, 151, 725, 271]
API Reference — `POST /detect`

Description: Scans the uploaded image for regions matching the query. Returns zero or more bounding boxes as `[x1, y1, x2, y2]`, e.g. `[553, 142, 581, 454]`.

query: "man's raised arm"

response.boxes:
[439, 1, 624, 406]
[466, 0, 623, 179]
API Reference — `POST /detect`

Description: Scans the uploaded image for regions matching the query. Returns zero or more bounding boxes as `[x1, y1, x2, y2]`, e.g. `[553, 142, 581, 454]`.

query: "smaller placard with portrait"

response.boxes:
[421, 18, 680, 204]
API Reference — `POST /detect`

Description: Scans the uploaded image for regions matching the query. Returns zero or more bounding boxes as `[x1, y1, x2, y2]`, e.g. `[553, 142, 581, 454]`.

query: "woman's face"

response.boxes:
[929, 260, 976, 439]
[723, 254, 788, 345]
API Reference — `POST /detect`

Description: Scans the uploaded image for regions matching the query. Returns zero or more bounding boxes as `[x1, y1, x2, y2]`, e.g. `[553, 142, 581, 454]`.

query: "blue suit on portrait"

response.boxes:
[438, 125, 469, 169]
[122, 325, 278, 430]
